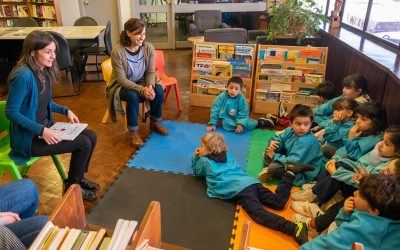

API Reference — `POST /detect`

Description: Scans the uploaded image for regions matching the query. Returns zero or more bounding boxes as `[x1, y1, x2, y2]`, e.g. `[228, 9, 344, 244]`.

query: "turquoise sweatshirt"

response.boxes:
[333, 133, 383, 160]
[301, 209, 400, 250]
[270, 128, 323, 186]
[191, 152, 258, 199]
[320, 120, 355, 148]
[313, 95, 344, 127]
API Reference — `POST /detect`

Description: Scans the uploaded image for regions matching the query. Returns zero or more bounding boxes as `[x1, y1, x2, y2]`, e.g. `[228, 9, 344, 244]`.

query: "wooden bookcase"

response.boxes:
[252, 44, 328, 115]
[39, 184, 189, 250]
[0, 0, 61, 27]
[190, 41, 256, 108]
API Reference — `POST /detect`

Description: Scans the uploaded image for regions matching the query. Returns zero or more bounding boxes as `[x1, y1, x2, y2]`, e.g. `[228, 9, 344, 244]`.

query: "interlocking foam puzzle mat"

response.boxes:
[126, 121, 251, 174]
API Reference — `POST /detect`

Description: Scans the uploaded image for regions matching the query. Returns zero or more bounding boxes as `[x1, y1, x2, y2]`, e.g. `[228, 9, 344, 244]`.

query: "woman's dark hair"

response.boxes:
[227, 76, 243, 89]
[341, 73, 368, 94]
[315, 80, 338, 100]
[359, 174, 400, 220]
[8, 30, 59, 92]
[355, 103, 387, 134]
[332, 98, 358, 113]
[289, 104, 314, 122]
[120, 18, 146, 46]
[385, 125, 400, 156]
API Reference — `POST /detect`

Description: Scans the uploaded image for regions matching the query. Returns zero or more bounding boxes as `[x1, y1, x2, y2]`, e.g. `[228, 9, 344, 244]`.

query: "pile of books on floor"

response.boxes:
[29, 219, 137, 250]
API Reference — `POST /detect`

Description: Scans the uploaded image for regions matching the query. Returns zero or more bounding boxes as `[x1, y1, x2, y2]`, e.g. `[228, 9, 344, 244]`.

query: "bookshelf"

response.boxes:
[34, 184, 188, 250]
[190, 41, 256, 108]
[0, 0, 61, 27]
[252, 44, 328, 115]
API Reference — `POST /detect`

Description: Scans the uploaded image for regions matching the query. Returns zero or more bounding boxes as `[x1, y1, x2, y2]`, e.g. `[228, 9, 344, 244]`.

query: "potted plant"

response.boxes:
[264, 0, 328, 45]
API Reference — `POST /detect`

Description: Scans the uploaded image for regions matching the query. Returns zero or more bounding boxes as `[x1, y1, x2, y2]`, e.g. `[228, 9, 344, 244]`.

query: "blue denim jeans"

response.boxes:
[0, 179, 48, 247]
[119, 84, 164, 131]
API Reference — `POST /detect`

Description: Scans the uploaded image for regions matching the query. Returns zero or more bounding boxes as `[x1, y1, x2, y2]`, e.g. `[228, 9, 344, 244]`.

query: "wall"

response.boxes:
[58, 0, 81, 26]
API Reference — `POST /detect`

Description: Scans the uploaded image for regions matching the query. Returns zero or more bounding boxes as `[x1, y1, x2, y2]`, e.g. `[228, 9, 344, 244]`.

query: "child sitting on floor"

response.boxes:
[316, 98, 358, 158]
[258, 104, 323, 186]
[300, 174, 400, 250]
[206, 76, 273, 133]
[192, 133, 314, 245]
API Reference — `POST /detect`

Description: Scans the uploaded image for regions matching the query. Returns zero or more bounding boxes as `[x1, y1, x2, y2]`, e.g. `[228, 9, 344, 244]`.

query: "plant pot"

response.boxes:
[256, 35, 321, 46]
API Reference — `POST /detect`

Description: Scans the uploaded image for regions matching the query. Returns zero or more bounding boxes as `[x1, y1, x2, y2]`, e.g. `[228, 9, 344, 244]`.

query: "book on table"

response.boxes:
[48, 122, 88, 141]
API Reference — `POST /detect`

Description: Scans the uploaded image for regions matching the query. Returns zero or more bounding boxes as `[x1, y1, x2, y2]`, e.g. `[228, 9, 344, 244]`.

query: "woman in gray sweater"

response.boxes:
[106, 18, 168, 148]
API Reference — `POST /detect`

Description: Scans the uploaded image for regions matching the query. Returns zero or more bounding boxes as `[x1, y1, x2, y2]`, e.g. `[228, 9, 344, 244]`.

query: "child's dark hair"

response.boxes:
[355, 103, 387, 134]
[289, 104, 314, 123]
[385, 125, 400, 156]
[227, 76, 243, 89]
[359, 174, 400, 220]
[332, 98, 358, 113]
[315, 81, 338, 100]
[391, 159, 400, 177]
[341, 73, 368, 94]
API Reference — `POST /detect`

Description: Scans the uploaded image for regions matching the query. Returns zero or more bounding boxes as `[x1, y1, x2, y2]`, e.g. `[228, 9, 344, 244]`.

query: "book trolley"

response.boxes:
[252, 44, 328, 115]
[190, 41, 256, 108]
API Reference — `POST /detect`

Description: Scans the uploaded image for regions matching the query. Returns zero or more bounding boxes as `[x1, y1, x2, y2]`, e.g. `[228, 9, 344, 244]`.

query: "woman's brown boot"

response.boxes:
[150, 120, 169, 135]
[130, 131, 144, 148]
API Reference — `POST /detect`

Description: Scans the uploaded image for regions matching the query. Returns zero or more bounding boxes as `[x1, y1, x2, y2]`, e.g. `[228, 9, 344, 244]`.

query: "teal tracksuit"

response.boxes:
[313, 95, 344, 128]
[320, 120, 355, 148]
[333, 133, 383, 160]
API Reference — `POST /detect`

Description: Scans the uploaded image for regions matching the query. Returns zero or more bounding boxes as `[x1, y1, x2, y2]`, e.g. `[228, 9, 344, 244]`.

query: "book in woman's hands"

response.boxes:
[49, 122, 88, 141]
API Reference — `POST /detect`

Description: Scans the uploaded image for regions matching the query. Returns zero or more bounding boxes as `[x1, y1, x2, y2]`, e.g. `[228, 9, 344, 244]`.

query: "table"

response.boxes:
[0, 26, 105, 40]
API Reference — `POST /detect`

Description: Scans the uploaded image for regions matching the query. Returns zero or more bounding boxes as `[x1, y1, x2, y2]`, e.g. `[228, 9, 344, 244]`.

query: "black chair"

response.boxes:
[72, 16, 99, 50]
[14, 17, 39, 27]
[80, 20, 112, 73]
[47, 31, 81, 97]
[73, 16, 98, 26]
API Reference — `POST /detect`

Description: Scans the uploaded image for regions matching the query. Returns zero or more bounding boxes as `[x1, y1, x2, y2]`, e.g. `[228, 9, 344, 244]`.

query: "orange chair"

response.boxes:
[154, 50, 182, 112]
[101, 59, 128, 132]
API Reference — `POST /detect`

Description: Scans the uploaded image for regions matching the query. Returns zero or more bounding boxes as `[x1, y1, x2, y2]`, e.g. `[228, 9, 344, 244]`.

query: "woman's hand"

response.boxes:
[343, 197, 355, 214]
[0, 212, 20, 226]
[42, 127, 62, 145]
[143, 86, 155, 100]
[206, 125, 216, 132]
[67, 110, 79, 124]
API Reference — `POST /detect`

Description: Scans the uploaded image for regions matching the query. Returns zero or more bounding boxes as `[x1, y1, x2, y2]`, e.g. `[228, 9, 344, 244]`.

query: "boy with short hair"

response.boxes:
[206, 76, 273, 133]
[259, 104, 323, 186]
[300, 174, 400, 250]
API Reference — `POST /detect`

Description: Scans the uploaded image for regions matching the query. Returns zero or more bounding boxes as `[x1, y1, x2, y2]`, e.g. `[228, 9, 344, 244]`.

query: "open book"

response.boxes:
[49, 122, 88, 141]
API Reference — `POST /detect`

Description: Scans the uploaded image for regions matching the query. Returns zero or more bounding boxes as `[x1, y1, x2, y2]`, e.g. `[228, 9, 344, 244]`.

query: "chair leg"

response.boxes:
[122, 102, 129, 132]
[173, 83, 182, 112]
[5, 164, 22, 180]
[20, 164, 30, 177]
[102, 109, 109, 124]
[51, 155, 67, 181]
[164, 86, 172, 103]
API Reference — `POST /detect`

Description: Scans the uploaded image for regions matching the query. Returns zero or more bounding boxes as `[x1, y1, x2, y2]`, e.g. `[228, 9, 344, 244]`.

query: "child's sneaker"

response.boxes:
[278, 101, 288, 118]
[258, 167, 272, 182]
[258, 117, 274, 128]
[292, 222, 308, 245]
[291, 201, 324, 218]
[291, 189, 317, 202]
[293, 214, 319, 238]
[301, 182, 316, 190]
[266, 113, 278, 124]
[284, 162, 314, 175]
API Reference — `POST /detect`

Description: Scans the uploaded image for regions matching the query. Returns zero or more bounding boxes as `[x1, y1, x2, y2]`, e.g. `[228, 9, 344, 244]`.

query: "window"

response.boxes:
[342, 0, 369, 30]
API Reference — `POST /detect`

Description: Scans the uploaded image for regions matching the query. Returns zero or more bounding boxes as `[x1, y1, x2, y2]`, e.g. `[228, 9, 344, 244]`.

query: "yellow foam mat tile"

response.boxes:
[231, 184, 301, 250]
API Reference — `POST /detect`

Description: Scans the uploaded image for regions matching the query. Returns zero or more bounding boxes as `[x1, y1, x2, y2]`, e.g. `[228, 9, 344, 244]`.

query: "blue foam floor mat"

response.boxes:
[127, 121, 251, 174]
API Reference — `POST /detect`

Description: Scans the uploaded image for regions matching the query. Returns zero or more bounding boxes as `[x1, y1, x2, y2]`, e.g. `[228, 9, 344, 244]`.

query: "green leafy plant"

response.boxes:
[266, 0, 328, 44]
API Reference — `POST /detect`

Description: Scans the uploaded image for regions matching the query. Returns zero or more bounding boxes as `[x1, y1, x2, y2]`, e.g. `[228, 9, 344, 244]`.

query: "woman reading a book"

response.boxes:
[106, 18, 168, 148]
[6, 30, 99, 201]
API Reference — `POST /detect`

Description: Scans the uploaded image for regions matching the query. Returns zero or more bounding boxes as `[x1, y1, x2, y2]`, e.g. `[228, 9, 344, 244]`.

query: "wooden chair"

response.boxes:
[0, 101, 67, 180]
[155, 50, 182, 112]
[100, 59, 128, 132]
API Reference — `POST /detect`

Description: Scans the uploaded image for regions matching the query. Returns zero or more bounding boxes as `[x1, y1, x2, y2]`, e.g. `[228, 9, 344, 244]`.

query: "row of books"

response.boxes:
[0, 4, 29, 17]
[255, 89, 321, 106]
[259, 70, 324, 85]
[194, 59, 252, 78]
[192, 77, 248, 97]
[30, 0, 54, 3]
[259, 47, 326, 64]
[1, 0, 26, 2]
[29, 219, 137, 250]
[195, 44, 254, 61]
[31, 4, 55, 19]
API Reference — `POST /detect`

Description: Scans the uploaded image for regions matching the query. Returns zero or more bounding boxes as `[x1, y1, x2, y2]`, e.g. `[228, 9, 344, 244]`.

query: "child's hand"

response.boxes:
[332, 111, 344, 123]
[314, 129, 325, 140]
[266, 148, 275, 159]
[348, 125, 362, 138]
[352, 166, 369, 184]
[312, 126, 320, 132]
[194, 148, 200, 156]
[235, 124, 244, 133]
[206, 125, 216, 132]
[268, 140, 279, 151]
[325, 159, 337, 175]
[343, 197, 355, 214]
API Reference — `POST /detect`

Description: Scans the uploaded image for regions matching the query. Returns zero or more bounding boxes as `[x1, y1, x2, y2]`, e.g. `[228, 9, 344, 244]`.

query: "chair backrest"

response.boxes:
[204, 28, 247, 43]
[47, 31, 72, 70]
[74, 16, 98, 26]
[194, 10, 222, 33]
[14, 17, 40, 27]
[104, 20, 112, 56]
[101, 59, 112, 85]
[154, 50, 166, 77]
[0, 101, 10, 148]
[247, 30, 267, 43]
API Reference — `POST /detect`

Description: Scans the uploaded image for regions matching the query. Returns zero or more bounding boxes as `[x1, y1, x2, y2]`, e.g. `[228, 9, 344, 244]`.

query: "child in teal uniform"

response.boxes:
[317, 98, 357, 158]
[259, 104, 323, 186]
[312, 80, 342, 128]
[300, 174, 400, 250]
[206, 76, 273, 133]
[192, 133, 314, 245]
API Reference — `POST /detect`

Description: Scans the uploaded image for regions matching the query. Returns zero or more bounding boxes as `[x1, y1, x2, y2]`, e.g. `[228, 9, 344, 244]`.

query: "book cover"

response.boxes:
[195, 44, 216, 58]
[284, 50, 300, 62]
[234, 44, 254, 61]
[70, 231, 88, 250]
[98, 237, 111, 250]
[41, 226, 60, 250]
[211, 61, 232, 77]
[16, 5, 29, 17]
[2, 5, 13, 17]
[194, 59, 213, 71]
[88, 229, 106, 250]
[231, 62, 251, 79]
[29, 221, 54, 250]
[260, 63, 282, 70]
[217, 44, 235, 59]
[48, 122, 88, 141]
[48, 227, 70, 250]
[79, 230, 96, 250]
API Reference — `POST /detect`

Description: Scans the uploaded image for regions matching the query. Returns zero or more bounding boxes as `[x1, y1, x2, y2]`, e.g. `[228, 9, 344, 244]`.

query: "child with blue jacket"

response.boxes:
[192, 133, 314, 245]
[258, 104, 323, 186]
[300, 174, 400, 250]
[206, 76, 273, 133]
